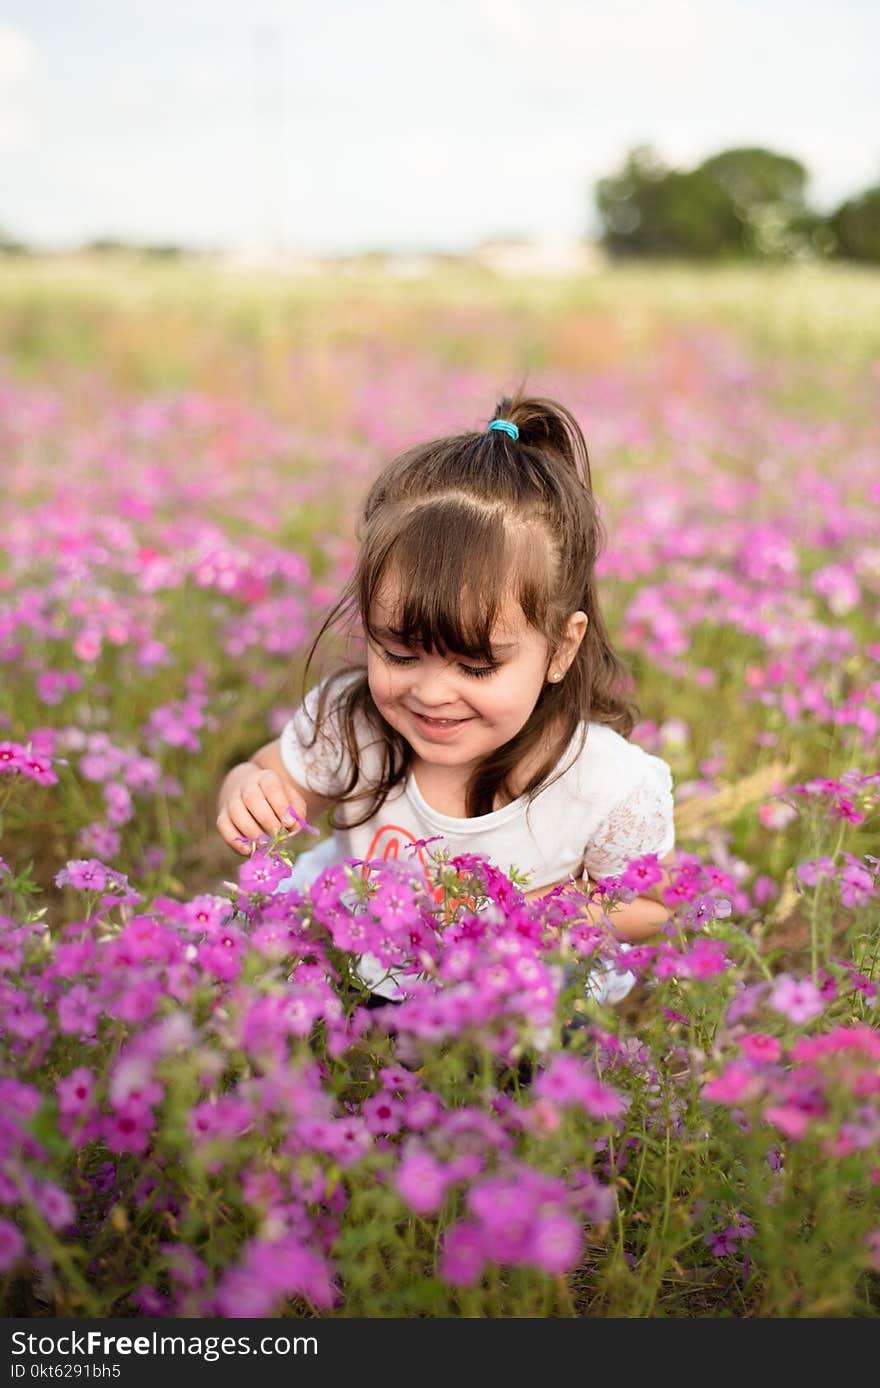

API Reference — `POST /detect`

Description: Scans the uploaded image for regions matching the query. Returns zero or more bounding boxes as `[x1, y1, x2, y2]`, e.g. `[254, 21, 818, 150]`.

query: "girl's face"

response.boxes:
[365, 582, 587, 776]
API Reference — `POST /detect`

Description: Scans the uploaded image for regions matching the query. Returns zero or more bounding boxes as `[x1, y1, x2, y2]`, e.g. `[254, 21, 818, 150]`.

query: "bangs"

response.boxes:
[360, 497, 551, 661]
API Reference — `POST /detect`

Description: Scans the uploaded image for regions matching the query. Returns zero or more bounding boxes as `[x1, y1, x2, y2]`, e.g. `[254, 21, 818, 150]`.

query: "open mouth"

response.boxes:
[411, 711, 471, 735]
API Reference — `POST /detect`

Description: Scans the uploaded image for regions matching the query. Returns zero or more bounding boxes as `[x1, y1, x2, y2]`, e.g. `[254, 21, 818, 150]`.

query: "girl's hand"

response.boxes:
[217, 762, 309, 856]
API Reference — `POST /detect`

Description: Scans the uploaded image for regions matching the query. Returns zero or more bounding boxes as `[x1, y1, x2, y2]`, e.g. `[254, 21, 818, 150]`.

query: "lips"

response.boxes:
[410, 710, 472, 738]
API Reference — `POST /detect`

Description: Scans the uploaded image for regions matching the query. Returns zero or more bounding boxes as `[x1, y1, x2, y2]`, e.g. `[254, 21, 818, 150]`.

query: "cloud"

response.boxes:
[0, 21, 38, 153]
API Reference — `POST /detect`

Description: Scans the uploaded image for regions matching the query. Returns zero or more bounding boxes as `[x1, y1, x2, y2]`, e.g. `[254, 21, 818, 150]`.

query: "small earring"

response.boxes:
[550, 672, 562, 681]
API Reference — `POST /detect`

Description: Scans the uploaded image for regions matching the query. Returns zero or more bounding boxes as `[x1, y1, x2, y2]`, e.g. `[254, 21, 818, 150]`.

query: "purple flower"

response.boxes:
[0, 1218, 25, 1272]
[55, 859, 108, 892]
[705, 1226, 740, 1257]
[795, 857, 835, 888]
[57, 985, 100, 1037]
[238, 851, 289, 894]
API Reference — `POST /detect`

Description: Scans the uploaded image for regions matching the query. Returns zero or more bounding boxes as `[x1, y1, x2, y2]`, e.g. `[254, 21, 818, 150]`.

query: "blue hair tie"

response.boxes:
[487, 418, 519, 440]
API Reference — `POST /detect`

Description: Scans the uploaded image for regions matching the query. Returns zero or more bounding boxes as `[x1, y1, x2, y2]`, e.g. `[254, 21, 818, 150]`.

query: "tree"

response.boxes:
[595, 145, 746, 259]
[0, 224, 29, 255]
[828, 184, 880, 264]
[594, 143, 833, 261]
[696, 147, 814, 259]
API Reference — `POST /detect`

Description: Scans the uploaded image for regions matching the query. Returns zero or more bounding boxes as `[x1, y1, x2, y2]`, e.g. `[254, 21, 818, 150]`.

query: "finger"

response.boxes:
[264, 781, 303, 828]
[217, 808, 254, 856]
[228, 798, 270, 842]
[240, 784, 285, 835]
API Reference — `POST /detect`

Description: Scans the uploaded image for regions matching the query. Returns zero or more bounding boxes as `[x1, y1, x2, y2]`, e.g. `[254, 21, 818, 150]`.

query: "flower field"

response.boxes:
[1, 260, 879, 1317]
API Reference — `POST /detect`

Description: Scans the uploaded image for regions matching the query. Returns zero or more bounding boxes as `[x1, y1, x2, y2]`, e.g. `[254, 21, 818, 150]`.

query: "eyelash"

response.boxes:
[380, 650, 500, 679]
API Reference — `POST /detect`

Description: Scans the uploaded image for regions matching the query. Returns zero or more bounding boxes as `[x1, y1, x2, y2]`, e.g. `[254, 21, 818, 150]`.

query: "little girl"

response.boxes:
[216, 393, 676, 1004]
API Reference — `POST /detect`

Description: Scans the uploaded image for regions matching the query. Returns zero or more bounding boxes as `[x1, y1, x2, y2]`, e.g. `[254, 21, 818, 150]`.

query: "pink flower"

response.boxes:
[739, 1033, 782, 1064]
[56, 1068, 95, 1118]
[19, 752, 58, 786]
[238, 851, 289, 894]
[394, 1146, 451, 1215]
[57, 985, 100, 1037]
[704, 1062, 762, 1105]
[769, 974, 825, 1025]
[102, 1108, 153, 1154]
[525, 1212, 583, 1275]
[217, 1236, 336, 1315]
[197, 930, 245, 982]
[284, 805, 319, 836]
[533, 1054, 626, 1119]
[111, 980, 161, 1025]
[620, 853, 664, 893]
[0, 741, 27, 773]
[678, 938, 729, 979]
[838, 855, 876, 909]
[795, 858, 834, 888]
[34, 1182, 74, 1231]
[765, 1103, 812, 1140]
[440, 1221, 485, 1287]
[55, 859, 108, 892]
[758, 801, 797, 831]
[362, 1090, 405, 1135]
[78, 822, 121, 858]
[403, 1091, 443, 1131]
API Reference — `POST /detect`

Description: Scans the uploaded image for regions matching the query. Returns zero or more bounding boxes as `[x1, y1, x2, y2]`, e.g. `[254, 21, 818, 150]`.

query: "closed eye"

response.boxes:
[379, 649, 500, 679]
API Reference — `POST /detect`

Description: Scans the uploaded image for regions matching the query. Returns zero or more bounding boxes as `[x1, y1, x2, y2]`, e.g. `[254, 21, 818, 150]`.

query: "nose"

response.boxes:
[408, 659, 464, 713]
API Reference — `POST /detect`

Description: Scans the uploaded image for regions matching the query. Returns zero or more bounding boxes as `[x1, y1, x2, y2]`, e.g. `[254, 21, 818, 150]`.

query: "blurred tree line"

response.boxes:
[595, 145, 880, 263]
[3, 143, 878, 265]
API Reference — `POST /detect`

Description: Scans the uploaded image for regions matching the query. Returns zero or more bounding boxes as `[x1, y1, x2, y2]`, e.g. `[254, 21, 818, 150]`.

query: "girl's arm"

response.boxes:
[524, 852, 676, 942]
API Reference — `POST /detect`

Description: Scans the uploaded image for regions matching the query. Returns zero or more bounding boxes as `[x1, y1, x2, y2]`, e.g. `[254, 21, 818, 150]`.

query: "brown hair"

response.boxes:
[298, 389, 639, 827]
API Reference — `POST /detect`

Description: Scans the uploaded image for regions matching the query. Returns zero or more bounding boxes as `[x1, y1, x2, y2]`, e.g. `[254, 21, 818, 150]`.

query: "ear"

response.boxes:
[548, 611, 588, 682]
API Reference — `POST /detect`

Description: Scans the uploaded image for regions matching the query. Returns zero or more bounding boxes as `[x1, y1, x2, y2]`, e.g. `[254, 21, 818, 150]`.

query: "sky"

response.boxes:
[1, 0, 878, 256]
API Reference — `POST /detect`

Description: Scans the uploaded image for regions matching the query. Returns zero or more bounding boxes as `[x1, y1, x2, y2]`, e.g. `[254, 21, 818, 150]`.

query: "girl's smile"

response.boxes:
[409, 710, 475, 741]
[365, 583, 587, 780]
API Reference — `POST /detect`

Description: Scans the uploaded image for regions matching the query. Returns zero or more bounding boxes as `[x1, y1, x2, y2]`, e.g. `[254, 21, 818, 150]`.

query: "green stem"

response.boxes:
[810, 820, 846, 979]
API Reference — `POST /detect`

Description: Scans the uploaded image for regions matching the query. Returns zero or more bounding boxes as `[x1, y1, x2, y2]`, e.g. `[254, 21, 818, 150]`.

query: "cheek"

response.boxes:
[490, 673, 543, 720]
[366, 660, 397, 705]
[474, 685, 520, 721]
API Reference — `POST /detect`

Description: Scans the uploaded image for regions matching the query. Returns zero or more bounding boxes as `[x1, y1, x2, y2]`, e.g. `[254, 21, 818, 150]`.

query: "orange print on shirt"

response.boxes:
[363, 822, 477, 914]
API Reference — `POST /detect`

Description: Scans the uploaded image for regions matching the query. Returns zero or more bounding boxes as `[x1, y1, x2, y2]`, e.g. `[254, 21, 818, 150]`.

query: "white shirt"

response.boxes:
[278, 670, 675, 996]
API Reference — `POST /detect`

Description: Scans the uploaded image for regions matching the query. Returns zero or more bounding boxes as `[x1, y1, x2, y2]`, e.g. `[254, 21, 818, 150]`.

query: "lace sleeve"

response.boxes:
[279, 676, 355, 799]
[582, 767, 675, 879]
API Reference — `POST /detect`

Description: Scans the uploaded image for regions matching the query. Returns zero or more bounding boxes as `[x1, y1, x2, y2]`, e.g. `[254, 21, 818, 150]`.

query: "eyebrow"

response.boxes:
[372, 625, 516, 653]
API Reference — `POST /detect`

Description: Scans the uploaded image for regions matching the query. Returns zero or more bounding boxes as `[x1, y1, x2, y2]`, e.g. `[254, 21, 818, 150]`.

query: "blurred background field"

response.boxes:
[3, 258, 880, 393]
